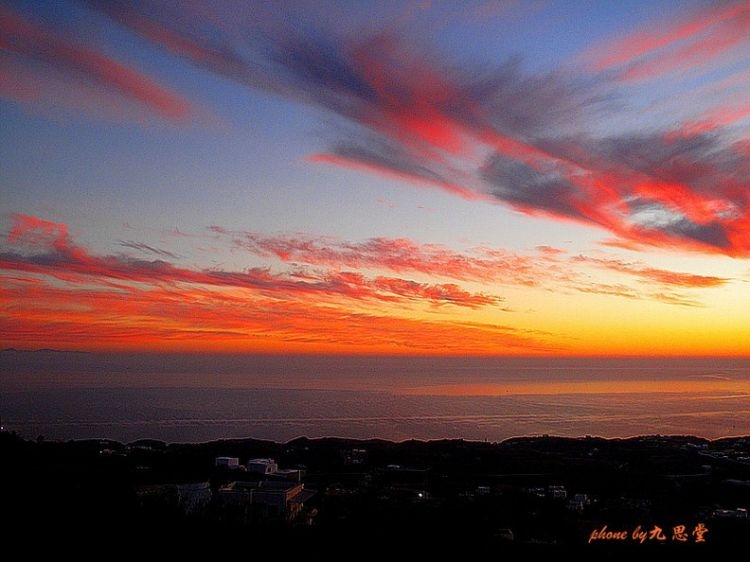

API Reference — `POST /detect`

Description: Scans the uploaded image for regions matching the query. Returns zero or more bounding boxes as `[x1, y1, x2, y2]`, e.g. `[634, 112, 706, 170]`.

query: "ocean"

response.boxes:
[2, 352, 749, 443]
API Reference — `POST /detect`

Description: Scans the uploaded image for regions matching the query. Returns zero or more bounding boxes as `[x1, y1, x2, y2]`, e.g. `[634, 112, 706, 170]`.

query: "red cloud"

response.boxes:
[8, 214, 71, 248]
[211, 226, 726, 308]
[79, 1, 750, 256]
[0, 5, 192, 121]
[535, 246, 566, 256]
[0, 218, 548, 354]
[307, 35, 750, 256]
[211, 226, 549, 286]
[2, 215, 732, 354]
[0, 275, 544, 353]
[696, 102, 750, 132]
[619, 15, 750, 83]
[584, 1, 750, 74]
[368, 276, 502, 309]
[8, 213, 89, 262]
[532, 133, 750, 256]
[2, 215, 502, 310]
[349, 33, 471, 157]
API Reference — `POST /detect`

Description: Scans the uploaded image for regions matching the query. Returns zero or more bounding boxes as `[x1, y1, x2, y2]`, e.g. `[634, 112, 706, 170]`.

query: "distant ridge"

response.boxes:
[3, 432, 747, 449]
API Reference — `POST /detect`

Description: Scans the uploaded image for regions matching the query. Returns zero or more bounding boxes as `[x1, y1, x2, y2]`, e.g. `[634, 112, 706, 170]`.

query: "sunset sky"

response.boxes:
[2, 0, 750, 356]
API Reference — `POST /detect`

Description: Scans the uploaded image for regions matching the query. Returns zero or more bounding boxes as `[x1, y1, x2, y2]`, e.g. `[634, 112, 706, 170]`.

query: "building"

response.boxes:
[247, 458, 278, 475]
[253, 480, 307, 519]
[218, 479, 315, 520]
[526, 487, 546, 498]
[548, 485, 568, 499]
[477, 485, 491, 496]
[343, 448, 367, 465]
[135, 482, 211, 513]
[567, 493, 591, 512]
[272, 468, 304, 482]
[135, 483, 175, 506]
[215, 456, 240, 469]
[176, 481, 212, 513]
[217, 480, 253, 507]
[495, 528, 514, 541]
[713, 507, 748, 519]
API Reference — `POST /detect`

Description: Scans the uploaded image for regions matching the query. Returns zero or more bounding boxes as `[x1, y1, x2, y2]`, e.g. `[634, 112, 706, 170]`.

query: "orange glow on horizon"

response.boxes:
[2, 213, 749, 358]
[400, 379, 750, 396]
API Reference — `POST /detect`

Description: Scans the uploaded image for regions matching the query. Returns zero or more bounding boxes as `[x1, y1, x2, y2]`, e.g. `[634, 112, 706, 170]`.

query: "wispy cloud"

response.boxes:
[2, 214, 502, 310]
[1, 215, 732, 352]
[572, 256, 730, 288]
[583, 1, 750, 81]
[0, 275, 540, 352]
[118, 240, 179, 259]
[572, 282, 640, 300]
[210, 226, 555, 286]
[0, 215, 544, 353]
[78, 0, 750, 256]
[23, 208, 715, 316]
[211, 225, 730, 293]
[570, 281, 701, 308]
[532, 132, 750, 254]
[0, 4, 193, 121]
[650, 292, 703, 308]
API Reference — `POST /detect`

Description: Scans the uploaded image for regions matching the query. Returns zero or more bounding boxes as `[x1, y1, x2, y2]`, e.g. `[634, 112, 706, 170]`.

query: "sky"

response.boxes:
[1, 0, 750, 356]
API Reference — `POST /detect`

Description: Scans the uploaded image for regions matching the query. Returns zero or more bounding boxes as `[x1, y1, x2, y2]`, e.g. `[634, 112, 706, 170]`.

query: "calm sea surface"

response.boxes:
[2, 353, 749, 442]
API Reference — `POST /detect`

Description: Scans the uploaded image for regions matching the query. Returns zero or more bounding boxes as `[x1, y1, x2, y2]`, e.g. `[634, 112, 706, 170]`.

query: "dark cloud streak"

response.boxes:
[118, 240, 179, 259]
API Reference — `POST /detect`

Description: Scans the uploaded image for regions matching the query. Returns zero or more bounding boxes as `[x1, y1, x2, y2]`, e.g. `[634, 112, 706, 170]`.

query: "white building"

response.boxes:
[274, 468, 304, 482]
[215, 456, 240, 469]
[247, 458, 278, 475]
[548, 485, 568, 499]
[713, 507, 748, 519]
[567, 493, 591, 512]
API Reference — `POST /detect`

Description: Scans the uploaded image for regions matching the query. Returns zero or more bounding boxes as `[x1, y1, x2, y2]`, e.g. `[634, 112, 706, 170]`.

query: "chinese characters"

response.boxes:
[589, 523, 708, 544]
